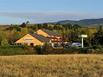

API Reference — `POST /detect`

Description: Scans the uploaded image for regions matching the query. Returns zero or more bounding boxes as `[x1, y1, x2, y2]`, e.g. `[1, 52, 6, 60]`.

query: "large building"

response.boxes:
[36, 29, 62, 42]
[15, 29, 62, 46]
[15, 33, 50, 46]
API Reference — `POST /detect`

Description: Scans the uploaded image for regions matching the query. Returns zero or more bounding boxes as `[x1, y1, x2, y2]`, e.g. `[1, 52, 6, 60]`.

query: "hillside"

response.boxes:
[56, 18, 103, 25]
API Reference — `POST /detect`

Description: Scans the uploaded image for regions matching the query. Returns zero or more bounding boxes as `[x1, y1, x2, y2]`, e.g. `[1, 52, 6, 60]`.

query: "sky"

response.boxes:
[0, 0, 103, 24]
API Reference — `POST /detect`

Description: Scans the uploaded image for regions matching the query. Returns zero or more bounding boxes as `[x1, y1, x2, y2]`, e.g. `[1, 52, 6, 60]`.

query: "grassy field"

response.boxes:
[0, 55, 103, 77]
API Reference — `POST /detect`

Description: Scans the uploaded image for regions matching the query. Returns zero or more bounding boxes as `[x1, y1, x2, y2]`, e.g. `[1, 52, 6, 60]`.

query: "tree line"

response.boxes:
[0, 22, 103, 48]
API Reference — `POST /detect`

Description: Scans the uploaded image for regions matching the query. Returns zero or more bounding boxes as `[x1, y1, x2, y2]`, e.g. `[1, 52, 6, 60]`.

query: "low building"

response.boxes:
[36, 29, 62, 42]
[15, 29, 62, 46]
[15, 33, 50, 46]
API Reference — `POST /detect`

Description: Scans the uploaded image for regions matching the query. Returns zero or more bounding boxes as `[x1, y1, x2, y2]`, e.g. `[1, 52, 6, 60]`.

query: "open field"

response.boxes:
[0, 55, 103, 77]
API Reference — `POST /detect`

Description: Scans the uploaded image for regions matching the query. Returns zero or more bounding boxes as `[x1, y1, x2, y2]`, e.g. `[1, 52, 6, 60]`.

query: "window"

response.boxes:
[24, 39, 33, 40]
[24, 39, 33, 43]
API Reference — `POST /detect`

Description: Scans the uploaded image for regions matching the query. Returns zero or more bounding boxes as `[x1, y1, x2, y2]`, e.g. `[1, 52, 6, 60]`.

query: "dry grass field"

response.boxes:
[0, 55, 103, 77]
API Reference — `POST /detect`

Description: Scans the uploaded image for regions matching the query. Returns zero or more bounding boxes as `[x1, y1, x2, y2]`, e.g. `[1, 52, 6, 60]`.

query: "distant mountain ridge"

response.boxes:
[56, 18, 103, 25]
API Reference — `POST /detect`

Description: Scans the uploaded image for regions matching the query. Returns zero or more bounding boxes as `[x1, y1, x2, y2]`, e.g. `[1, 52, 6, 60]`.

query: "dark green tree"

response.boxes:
[20, 22, 26, 28]
[91, 26, 103, 45]
[1, 39, 9, 47]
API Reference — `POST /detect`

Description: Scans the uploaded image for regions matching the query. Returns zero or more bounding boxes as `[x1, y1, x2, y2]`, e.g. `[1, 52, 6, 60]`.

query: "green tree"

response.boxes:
[91, 26, 103, 45]
[73, 24, 81, 31]
[21, 28, 28, 36]
[26, 21, 30, 25]
[20, 22, 26, 28]
[98, 25, 103, 32]
[9, 30, 22, 44]
[1, 39, 9, 47]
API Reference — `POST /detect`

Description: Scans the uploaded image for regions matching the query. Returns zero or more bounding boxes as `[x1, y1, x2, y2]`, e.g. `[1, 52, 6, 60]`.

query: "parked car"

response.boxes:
[71, 42, 82, 47]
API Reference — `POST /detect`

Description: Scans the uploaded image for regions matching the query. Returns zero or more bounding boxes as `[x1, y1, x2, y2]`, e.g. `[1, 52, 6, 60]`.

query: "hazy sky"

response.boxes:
[0, 0, 103, 24]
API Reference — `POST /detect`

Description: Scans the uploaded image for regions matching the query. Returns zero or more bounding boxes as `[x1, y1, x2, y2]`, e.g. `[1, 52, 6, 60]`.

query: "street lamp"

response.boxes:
[80, 34, 88, 48]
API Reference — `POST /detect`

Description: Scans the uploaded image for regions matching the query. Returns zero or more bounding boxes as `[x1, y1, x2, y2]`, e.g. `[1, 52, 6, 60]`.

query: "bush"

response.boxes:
[42, 46, 90, 54]
[78, 48, 89, 53]
[0, 46, 36, 56]
[1, 39, 9, 47]
[34, 45, 43, 54]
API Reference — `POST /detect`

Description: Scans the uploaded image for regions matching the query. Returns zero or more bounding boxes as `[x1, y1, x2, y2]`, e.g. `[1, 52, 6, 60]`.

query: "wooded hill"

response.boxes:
[54, 18, 103, 26]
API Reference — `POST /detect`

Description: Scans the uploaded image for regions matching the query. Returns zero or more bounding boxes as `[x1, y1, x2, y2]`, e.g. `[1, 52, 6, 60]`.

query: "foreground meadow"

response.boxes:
[0, 55, 103, 77]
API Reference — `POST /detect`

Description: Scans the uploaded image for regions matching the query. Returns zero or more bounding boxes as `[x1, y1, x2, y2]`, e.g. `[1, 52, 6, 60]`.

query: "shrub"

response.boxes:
[1, 39, 9, 47]
[34, 45, 43, 54]
[0, 46, 36, 55]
